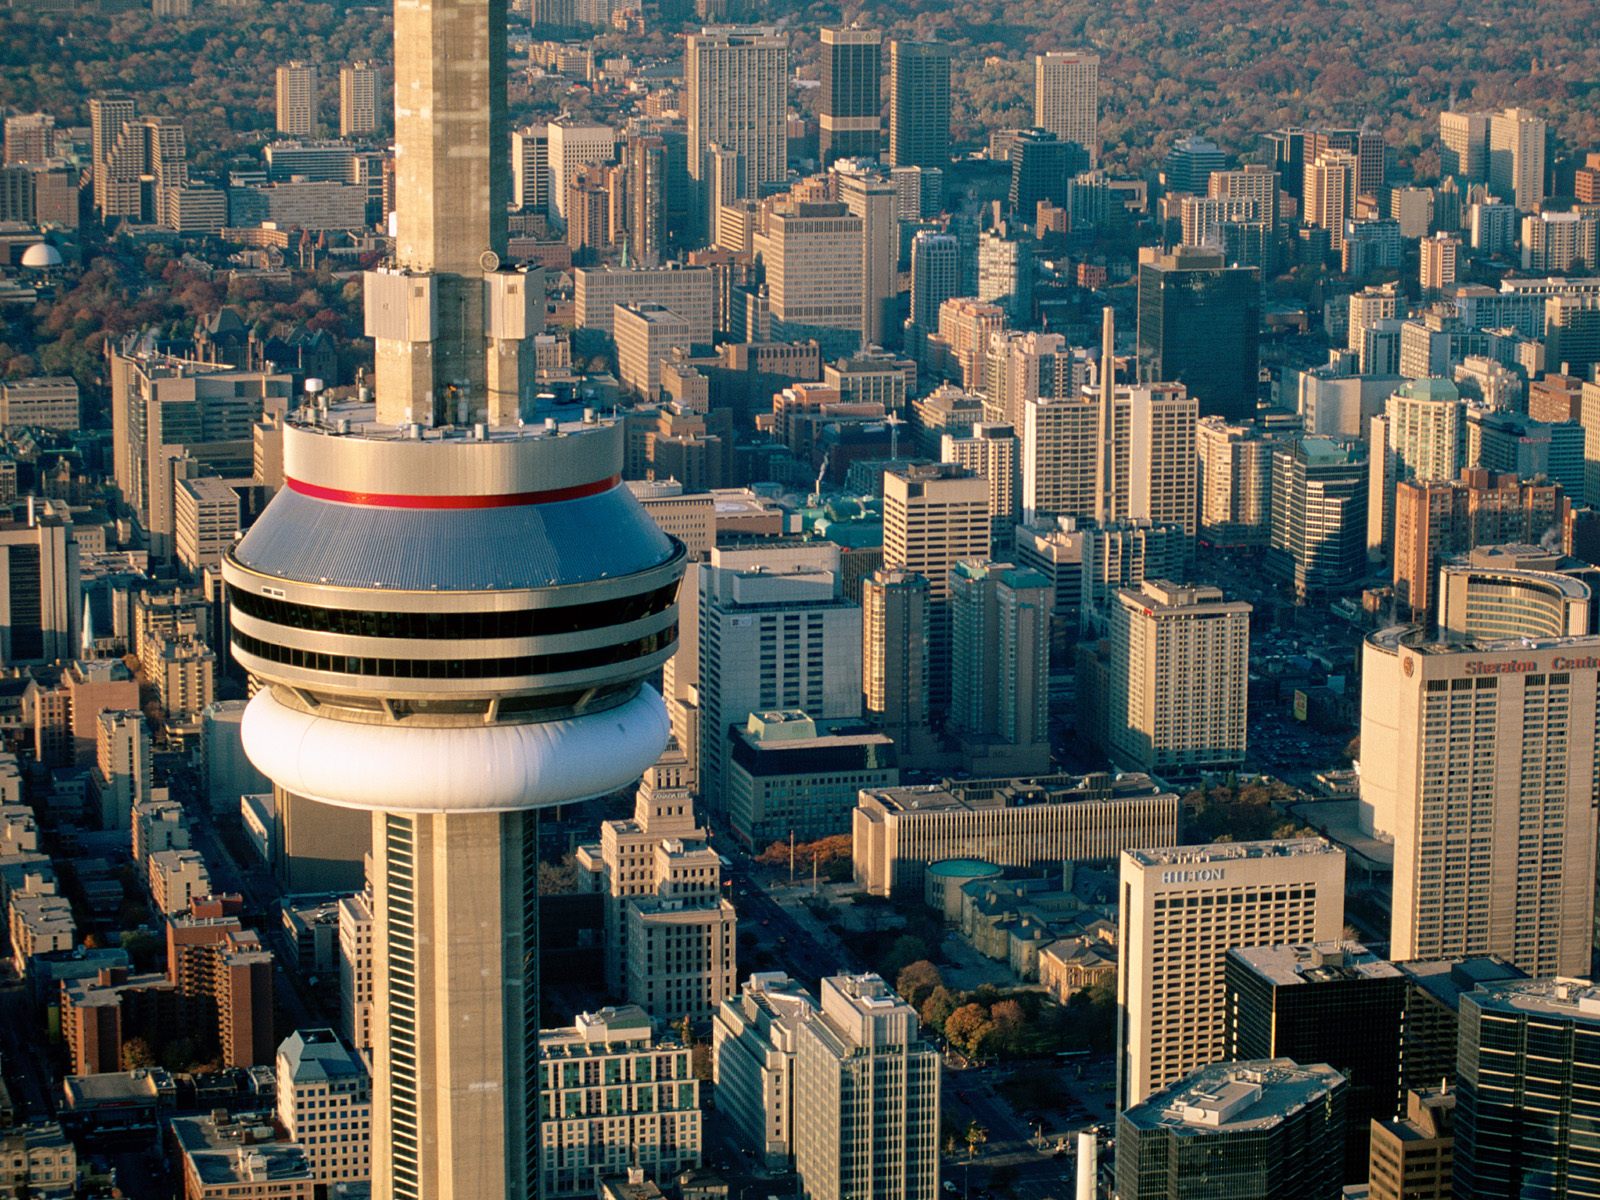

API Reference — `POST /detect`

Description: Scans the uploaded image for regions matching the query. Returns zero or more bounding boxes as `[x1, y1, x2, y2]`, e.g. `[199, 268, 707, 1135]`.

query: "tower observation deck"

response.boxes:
[223, 0, 683, 1195]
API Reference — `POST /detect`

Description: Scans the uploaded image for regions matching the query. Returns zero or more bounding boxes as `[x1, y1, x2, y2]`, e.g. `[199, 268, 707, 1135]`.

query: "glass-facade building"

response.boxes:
[1455, 979, 1600, 1200]
[1136, 247, 1261, 421]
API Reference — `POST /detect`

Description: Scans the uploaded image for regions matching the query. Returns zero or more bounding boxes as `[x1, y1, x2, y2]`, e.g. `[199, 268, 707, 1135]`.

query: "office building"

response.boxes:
[948, 561, 1051, 774]
[1440, 111, 1490, 181]
[1117, 839, 1346, 1106]
[1136, 246, 1260, 420]
[583, 755, 737, 1019]
[853, 771, 1179, 898]
[1033, 52, 1099, 168]
[0, 376, 78, 431]
[337, 887, 373, 1052]
[1369, 1089, 1456, 1200]
[861, 568, 931, 751]
[1103, 580, 1250, 775]
[574, 266, 716, 342]
[1268, 435, 1368, 595]
[754, 202, 865, 350]
[513, 124, 550, 213]
[174, 475, 250, 577]
[277, 1029, 372, 1186]
[1165, 134, 1227, 194]
[1226, 942, 1406, 1180]
[713, 972, 819, 1169]
[1455, 979, 1600, 1199]
[172, 1113, 315, 1200]
[820, 27, 881, 165]
[882, 463, 989, 705]
[3, 112, 54, 165]
[1395, 957, 1527, 1095]
[793, 975, 940, 1200]
[1488, 107, 1546, 212]
[728, 712, 896, 847]
[976, 225, 1034, 323]
[0, 505, 80, 667]
[908, 230, 961, 334]
[538, 1006, 701, 1198]
[888, 41, 950, 168]
[833, 161, 900, 346]
[226, 9, 685, 1194]
[1008, 127, 1080, 219]
[1359, 626, 1600, 977]
[625, 133, 670, 266]
[339, 62, 379, 138]
[275, 62, 319, 137]
[615, 303, 693, 399]
[1116, 1060, 1348, 1200]
[694, 542, 863, 813]
[686, 26, 788, 233]
[941, 423, 1018, 542]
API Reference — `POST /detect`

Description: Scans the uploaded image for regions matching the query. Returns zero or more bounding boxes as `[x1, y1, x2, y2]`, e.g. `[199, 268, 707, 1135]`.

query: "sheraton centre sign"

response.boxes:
[1463, 655, 1600, 676]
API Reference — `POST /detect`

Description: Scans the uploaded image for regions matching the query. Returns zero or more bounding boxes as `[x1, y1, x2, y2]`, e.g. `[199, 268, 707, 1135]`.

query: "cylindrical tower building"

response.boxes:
[224, 411, 684, 1197]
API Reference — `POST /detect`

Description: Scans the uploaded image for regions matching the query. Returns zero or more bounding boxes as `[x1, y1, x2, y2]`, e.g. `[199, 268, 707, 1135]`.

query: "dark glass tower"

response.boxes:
[820, 26, 881, 166]
[888, 40, 950, 168]
[1137, 244, 1261, 420]
[1226, 943, 1407, 1183]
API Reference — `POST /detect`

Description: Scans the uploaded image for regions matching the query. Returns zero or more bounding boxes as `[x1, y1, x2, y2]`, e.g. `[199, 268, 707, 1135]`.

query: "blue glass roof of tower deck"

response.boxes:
[230, 483, 677, 592]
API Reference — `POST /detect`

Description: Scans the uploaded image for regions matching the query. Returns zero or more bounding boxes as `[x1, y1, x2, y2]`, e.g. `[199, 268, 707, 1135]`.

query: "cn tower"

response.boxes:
[221, 0, 685, 1193]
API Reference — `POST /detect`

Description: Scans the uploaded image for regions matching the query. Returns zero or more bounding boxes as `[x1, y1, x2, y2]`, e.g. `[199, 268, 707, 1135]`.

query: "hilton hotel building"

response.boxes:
[1361, 626, 1600, 977]
[1117, 839, 1346, 1108]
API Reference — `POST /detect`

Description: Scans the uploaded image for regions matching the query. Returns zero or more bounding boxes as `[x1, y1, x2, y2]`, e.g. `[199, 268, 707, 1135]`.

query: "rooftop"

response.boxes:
[862, 771, 1172, 817]
[1122, 1059, 1346, 1134]
[1229, 941, 1404, 987]
[1125, 838, 1340, 868]
[278, 1028, 365, 1085]
[171, 1113, 313, 1186]
[1466, 976, 1600, 1021]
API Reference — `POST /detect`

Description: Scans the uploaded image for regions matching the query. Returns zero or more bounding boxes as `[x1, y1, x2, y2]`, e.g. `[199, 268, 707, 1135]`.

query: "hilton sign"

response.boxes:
[1160, 868, 1226, 884]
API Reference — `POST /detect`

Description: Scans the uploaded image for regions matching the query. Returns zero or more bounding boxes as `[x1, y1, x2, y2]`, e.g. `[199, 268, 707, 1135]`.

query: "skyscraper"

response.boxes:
[1455, 979, 1600, 1200]
[686, 26, 788, 236]
[275, 62, 319, 137]
[1488, 107, 1546, 212]
[1303, 149, 1357, 250]
[1440, 111, 1490, 181]
[1268, 435, 1369, 595]
[794, 975, 941, 1200]
[832, 160, 899, 346]
[1136, 246, 1260, 420]
[225, 0, 687, 1192]
[339, 62, 379, 138]
[1359, 624, 1600, 977]
[948, 560, 1052, 774]
[888, 41, 950, 168]
[861, 569, 931, 750]
[1033, 51, 1099, 169]
[820, 27, 882, 166]
[908, 231, 961, 332]
[1117, 839, 1346, 1107]
[1008, 128, 1080, 221]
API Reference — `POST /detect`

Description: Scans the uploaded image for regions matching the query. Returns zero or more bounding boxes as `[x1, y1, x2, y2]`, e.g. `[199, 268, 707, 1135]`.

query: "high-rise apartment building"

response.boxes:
[1440, 111, 1490, 181]
[3, 112, 55, 165]
[275, 62, 320, 137]
[339, 62, 379, 138]
[512, 124, 550, 213]
[686, 26, 788, 234]
[626, 133, 669, 266]
[0, 505, 80, 667]
[976, 225, 1034, 323]
[1385, 377, 1464, 487]
[1196, 416, 1279, 547]
[882, 463, 989, 706]
[1304, 150, 1357, 250]
[1104, 580, 1250, 775]
[712, 972, 818, 1169]
[908, 230, 961, 333]
[888, 41, 950, 168]
[1359, 625, 1600, 977]
[548, 119, 615, 221]
[948, 561, 1051, 774]
[1420, 232, 1459, 295]
[538, 1006, 702, 1198]
[1136, 246, 1260, 420]
[861, 568, 931, 749]
[1117, 839, 1346, 1107]
[1033, 51, 1099, 168]
[793, 975, 940, 1200]
[820, 27, 882, 166]
[1226, 942, 1407, 1181]
[1455, 979, 1600, 1200]
[941, 423, 1018, 542]
[1117, 1060, 1348, 1200]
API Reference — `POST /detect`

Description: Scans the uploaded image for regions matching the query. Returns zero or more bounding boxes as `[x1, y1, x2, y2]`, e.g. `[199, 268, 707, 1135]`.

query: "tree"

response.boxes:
[963, 1120, 988, 1160]
[881, 935, 933, 981]
[921, 986, 959, 1031]
[945, 1003, 995, 1057]
[896, 959, 944, 1009]
[121, 1037, 155, 1069]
